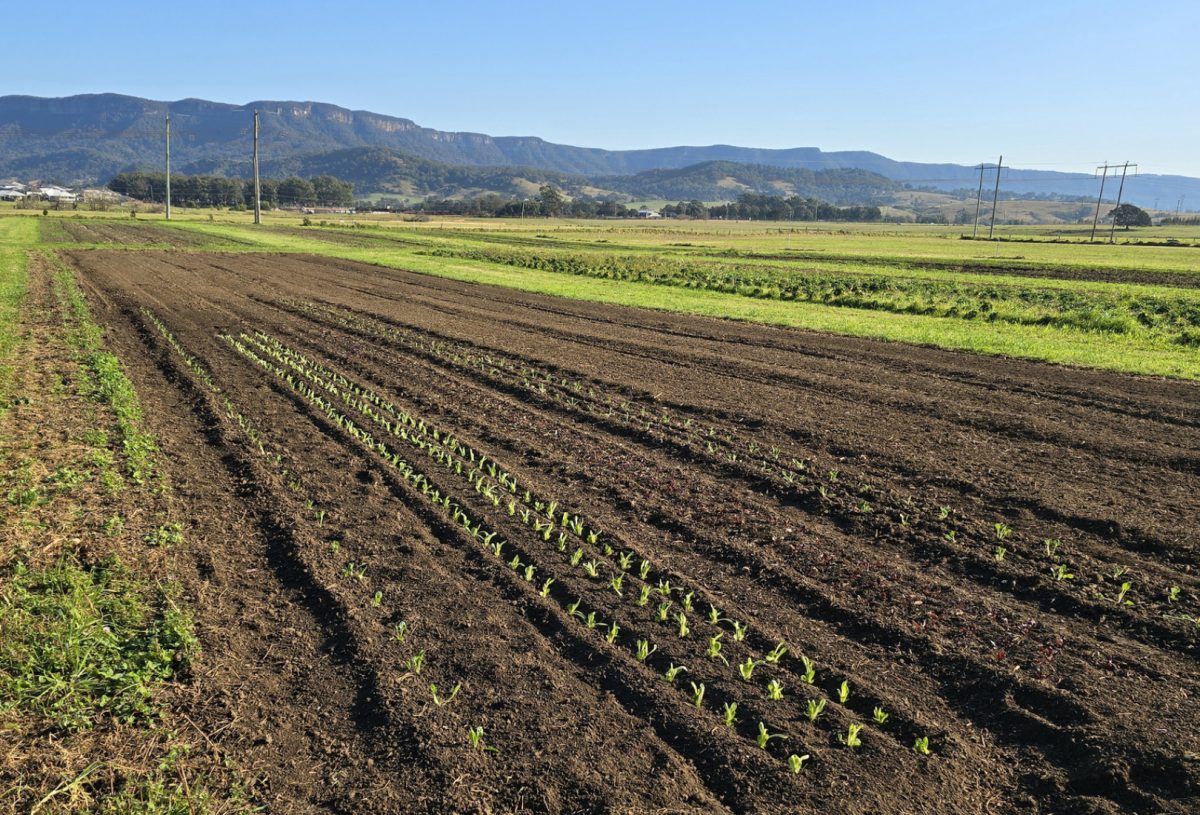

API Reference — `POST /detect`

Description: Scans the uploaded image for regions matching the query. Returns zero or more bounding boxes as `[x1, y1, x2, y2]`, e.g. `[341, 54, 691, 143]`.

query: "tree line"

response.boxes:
[108, 172, 354, 208]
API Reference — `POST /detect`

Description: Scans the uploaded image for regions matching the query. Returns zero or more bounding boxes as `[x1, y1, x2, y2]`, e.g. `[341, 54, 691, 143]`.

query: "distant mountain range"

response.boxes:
[1, 93, 1196, 209]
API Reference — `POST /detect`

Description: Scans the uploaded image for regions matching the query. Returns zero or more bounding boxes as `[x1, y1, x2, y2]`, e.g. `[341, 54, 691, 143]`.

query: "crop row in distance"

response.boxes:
[286, 300, 1197, 644]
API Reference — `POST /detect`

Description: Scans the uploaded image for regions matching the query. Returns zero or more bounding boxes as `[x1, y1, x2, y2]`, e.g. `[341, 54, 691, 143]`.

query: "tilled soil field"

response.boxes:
[66, 250, 1199, 814]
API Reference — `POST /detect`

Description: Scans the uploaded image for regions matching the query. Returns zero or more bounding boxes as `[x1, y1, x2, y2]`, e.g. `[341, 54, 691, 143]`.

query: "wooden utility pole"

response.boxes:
[971, 161, 997, 238]
[165, 115, 171, 220]
[987, 156, 1003, 239]
[1090, 163, 1112, 242]
[252, 110, 262, 224]
[1107, 161, 1137, 244]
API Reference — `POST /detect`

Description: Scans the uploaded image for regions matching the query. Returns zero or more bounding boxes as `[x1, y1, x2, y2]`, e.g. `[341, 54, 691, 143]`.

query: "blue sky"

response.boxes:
[6, 1, 1199, 175]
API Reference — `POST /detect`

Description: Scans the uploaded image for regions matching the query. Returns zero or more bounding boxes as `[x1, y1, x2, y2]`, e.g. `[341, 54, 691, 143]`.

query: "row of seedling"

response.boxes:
[234, 328, 935, 761]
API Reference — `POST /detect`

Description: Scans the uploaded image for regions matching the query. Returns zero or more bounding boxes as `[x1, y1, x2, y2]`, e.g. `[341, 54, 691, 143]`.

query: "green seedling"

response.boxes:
[788, 754, 810, 773]
[731, 620, 748, 642]
[837, 680, 850, 704]
[840, 723, 863, 748]
[567, 598, 583, 619]
[913, 736, 931, 756]
[523, 565, 535, 582]
[690, 682, 705, 707]
[765, 642, 788, 664]
[606, 621, 620, 644]
[508, 555, 521, 571]
[708, 605, 722, 625]
[806, 698, 826, 722]
[938, 506, 951, 520]
[663, 663, 687, 683]
[430, 682, 461, 707]
[873, 706, 889, 725]
[639, 560, 652, 580]
[1116, 581, 1133, 605]
[343, 562, 367, 582]
[994, 546, 1007, 562]
[1044, 538, 1062, 557]
[756, 721, 788, 749]
[468, 726, 498, 753]
[492, 540, 505, 558]
[393, 621, 408, 643]
[570, 548, 583, 567]
[582, 560, 600, 578]
[585, 611, 599, 630]
[677, 612, 690, 638]
[635, 639, 657, 662]
[371, 591, 383, 607]
[994, 522, 1012, 540]
[738, 658, 760, 681]
[766, 679, 784, 701]
[656, 580, 674, 596]
[722, 701, 738, 728]
[945, 530, 957, 543]
[406, 650, 426, 675]
[618, 551, 635, 571]
[706, 633, 727, 664]
[329, 540, 341, 553]
[540, 577, 555, 597]
[1052, 564, 1074, 581]
[656, 601, 672, 622]
[1168, 586, 1181, 602]
[681, 592, 694, 612]
[610, 573, 625, 596]
[636, 585, 651, 606]
[799, 655, 816, 684]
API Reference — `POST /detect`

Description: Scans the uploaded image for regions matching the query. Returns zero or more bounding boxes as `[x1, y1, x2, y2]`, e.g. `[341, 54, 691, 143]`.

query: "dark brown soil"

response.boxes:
[65, 249, 1200, 814]
[40, 219, 247, 247]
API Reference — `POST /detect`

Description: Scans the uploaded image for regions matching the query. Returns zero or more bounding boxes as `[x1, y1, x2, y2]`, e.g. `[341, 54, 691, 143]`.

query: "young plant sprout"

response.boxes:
[656, 580, 674, 596]
[492, 541, 505, 558]
[468, 726, 498, 753]
[873, 706, 889, 725]
[837, 680, 850, 704]
[756, 722, 788, 749]
[677, 611, 690, 638]
[393, 621, 408, 643]
[738, 658, 760, 681]
[582, 560, 600, 578]
[994, 546, 1007, 562]
[585, 611, 599, 630]
[765, 642, 788, 664]
[806, 698, 826, 722]
[731, 620, 748, 642]
[430, 682, 461, 707]
[1116, 581, 1133, 605]
[706, 633, 727, 664]
[788, 754, 810, 773]
[1044, 538, 1062, 557]
[799, 655, 816, 684]
[913, 736, 931, 756]
[523, 565, 536, 582]
[708, 605, 722, 625]
[639, 560, 652, 580]
[406, 650, 426, 675]
[636, 585, 651, 606]
[681, 592, 694, 612]
[610, 573, 625, 596]
[1168, 586, 1181, 602]
[618, 551, 635, 571]
[690, 681, 705, 707]
[766, 679, 784, 700]
[994, 522, 1012, 540]
[722, 701, 738, 728]
[540, 577, 555, 597]
[371, 591, 383, 607]
[657, 602, 672, 622]
[570, 548, 583, 567]
[567, 599, 583, 618]
[1052, 564, 1074, 581]
[663, 663, 687, 683]
[508, 555, 521, 571]
[606, 622, 620, 644]
[635, 639, 657, 662]
[840, 723, 863, 748]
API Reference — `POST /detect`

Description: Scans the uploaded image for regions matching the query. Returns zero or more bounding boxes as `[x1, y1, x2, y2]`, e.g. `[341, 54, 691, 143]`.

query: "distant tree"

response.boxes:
[538, 184, 566, 217]
[311, 175, 354, 207]
[278, 177, 316, 207]
[1108, 203, 1151, 229]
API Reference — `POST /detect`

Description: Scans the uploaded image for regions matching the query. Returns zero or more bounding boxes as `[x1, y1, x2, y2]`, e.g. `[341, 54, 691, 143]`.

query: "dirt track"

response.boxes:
[67, 250, 1199, 814]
